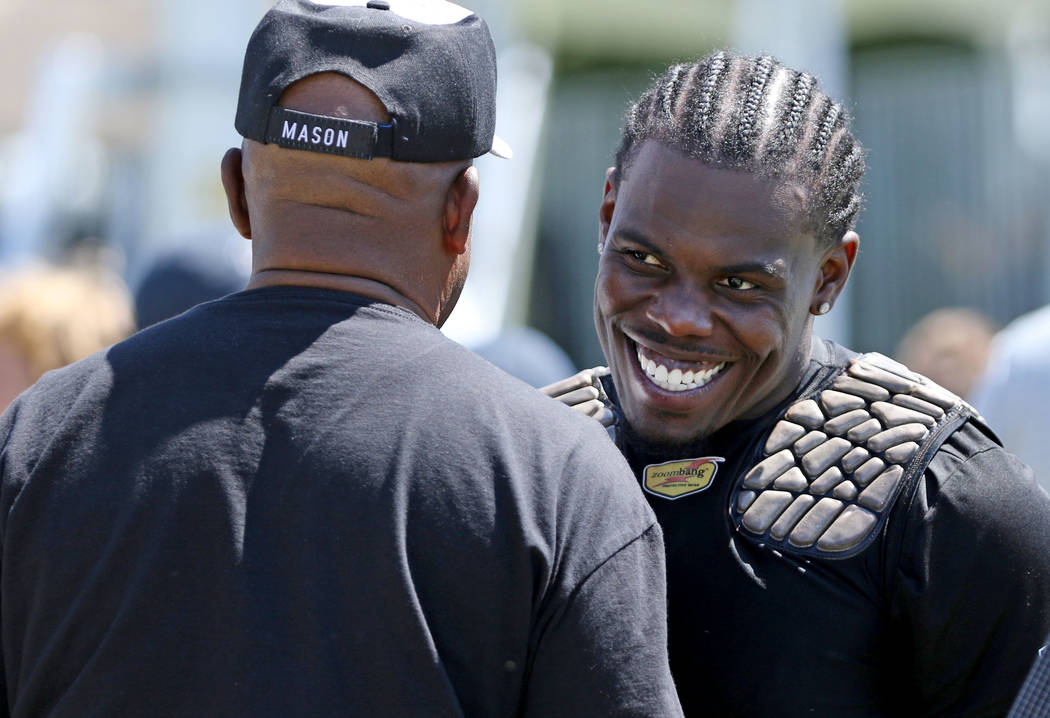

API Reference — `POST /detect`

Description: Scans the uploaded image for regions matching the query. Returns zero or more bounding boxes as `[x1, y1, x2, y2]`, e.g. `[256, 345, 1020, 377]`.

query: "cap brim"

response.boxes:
[488, 134, 513, 159]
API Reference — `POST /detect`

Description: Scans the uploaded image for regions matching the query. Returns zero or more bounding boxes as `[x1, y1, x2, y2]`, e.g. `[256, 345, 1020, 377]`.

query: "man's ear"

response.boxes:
[598, 167, 618, 255]
[221, 148, 252, 239]
[812, 231, 860, 315]
[442, 165, 480, 255]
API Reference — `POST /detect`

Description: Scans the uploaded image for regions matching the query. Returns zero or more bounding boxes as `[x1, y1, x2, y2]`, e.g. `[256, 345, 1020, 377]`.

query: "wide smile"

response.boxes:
[632, 341, 730, 393]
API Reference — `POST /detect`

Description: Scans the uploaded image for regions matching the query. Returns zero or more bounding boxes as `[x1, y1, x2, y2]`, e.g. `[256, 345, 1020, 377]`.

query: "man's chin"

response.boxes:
[620, 414, 714, 456]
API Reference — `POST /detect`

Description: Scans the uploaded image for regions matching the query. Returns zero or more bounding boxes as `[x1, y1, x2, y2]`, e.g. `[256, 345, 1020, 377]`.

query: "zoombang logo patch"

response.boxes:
[643, 457, 725, 500]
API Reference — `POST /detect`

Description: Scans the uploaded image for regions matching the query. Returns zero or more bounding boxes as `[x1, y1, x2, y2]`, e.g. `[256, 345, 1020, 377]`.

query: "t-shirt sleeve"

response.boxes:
[890, 427, 1050, 716]
[520, 523, 684, 718]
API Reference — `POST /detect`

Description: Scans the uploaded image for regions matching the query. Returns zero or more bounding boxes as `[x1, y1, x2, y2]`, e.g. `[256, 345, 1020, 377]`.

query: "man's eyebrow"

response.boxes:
[719, 261, 786, 279]
[612, 228, 786, 279]
[612, 227, 664, 253]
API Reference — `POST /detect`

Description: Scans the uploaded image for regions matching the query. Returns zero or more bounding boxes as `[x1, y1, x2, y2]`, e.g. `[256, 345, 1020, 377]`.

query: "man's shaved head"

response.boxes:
[221, 72, 479, 326]
[243, 73, 469, 218]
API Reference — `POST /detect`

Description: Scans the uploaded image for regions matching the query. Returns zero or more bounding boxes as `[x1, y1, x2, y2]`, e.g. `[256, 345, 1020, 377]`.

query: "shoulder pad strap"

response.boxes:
[729, 352, 974, 560]
[590, 367, 622, 443]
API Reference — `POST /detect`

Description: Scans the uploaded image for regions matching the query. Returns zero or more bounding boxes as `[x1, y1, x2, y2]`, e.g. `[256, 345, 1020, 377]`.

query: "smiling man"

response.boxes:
[547, 52, 1050, 716]
[595, 145, 834, 446]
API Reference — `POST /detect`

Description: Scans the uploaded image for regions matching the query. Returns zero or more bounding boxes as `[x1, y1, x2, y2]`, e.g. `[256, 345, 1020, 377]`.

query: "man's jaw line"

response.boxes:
[612, 327, 800, 440]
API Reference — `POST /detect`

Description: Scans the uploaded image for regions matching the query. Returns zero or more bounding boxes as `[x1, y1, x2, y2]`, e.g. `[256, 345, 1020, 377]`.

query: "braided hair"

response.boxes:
[615, 52, 865, 246]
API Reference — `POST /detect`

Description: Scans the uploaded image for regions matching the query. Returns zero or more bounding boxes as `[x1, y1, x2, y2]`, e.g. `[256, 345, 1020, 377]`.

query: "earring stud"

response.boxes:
[817, 302, 832, 315]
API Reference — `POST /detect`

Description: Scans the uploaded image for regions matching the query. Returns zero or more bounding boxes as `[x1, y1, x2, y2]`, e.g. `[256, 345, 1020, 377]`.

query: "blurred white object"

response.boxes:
[473, 326, 576, 388]
[0, 36, 105, 266]
[970, 304, 1050, 492]
[441, 44, 552, 348]
[1008, 6, 1050, 163]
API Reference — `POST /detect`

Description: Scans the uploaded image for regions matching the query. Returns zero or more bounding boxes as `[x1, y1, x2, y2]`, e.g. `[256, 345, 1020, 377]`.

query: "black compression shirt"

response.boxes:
[605, 338, 1050, 717]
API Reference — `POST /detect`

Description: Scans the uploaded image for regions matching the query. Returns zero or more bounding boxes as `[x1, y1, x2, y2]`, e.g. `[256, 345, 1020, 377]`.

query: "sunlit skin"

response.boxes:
[595, 140, 858, 446]
[220, 72, 478, 328]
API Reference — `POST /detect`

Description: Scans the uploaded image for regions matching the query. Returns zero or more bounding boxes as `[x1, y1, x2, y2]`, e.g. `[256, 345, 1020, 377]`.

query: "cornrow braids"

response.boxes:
[694, 51, 728, 131]
[614, 51, 865, 247]
[662, 64, 689, 122]
[810, 99, 844, 169]
[728, 54, 777, 161]
[770, 71, 816, 162]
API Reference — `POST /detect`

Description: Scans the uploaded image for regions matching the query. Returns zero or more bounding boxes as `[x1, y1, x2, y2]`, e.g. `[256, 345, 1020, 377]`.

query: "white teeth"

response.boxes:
[634, 345, 727, 392]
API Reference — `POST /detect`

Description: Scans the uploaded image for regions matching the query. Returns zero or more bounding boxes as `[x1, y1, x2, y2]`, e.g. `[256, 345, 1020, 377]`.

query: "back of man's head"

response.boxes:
[220, 0, 510, 326]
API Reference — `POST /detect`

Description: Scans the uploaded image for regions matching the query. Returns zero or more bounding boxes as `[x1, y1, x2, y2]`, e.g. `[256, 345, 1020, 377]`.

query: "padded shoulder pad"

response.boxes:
[729, 352, 974, 560]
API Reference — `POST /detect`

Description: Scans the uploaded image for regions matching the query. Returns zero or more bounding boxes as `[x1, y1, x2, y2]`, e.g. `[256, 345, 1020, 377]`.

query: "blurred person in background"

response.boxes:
[971, 303, 1050, 492]
[133, 249, 246, 330]
[0, 264, 133, 409]
[545, 51, 1050, 716]
[894, 306, 997, 400]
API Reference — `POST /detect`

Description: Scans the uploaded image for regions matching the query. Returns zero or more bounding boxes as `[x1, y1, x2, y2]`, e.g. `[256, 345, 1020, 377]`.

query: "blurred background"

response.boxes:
[1, 0, 1049, 372]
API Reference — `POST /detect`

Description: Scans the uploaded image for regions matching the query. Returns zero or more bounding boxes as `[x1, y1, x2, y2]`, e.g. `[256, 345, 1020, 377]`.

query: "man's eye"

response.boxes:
[623, 249, 664, 267]
[719, 276, 757, 291]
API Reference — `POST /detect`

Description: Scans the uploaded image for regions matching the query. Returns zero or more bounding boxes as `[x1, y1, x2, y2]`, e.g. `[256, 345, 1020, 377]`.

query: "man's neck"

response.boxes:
[246, 269, 435, 324]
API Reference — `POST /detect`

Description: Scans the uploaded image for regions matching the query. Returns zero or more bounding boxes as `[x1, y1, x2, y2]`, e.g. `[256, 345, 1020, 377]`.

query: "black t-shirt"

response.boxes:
[605, 338, 1050, 717]
[0, 287, 683, 718]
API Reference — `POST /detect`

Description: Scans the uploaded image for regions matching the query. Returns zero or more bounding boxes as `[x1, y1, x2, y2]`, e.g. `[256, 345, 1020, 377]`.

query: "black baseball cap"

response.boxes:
[235, 0, 512, 163]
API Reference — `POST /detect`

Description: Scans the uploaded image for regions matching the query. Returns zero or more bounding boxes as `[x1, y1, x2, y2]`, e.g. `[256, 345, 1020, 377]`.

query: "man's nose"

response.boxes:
[644, 283, 715, 338]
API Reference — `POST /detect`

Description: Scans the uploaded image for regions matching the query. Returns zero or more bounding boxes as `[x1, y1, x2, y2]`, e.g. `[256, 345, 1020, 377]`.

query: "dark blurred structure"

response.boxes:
[970, 304, 1050, 492]
[850, 36, 1050, 356]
